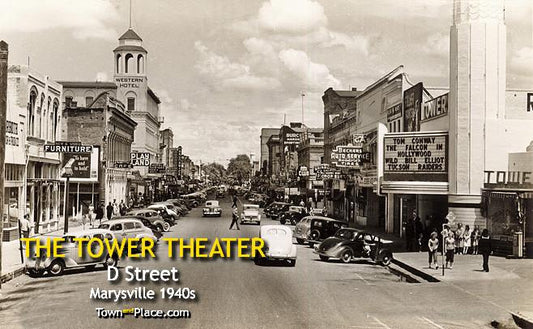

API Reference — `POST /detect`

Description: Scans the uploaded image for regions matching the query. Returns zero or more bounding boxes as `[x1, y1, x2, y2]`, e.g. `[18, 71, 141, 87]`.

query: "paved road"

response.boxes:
[0, 197, 519, 328]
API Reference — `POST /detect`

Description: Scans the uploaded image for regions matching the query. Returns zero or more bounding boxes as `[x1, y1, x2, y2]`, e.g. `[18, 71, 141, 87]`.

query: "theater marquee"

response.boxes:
[383, 132, 448, 182]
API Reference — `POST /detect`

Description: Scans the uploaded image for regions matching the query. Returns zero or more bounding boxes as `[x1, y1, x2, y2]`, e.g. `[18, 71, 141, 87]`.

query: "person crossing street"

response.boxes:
[229, 204, 240, 230]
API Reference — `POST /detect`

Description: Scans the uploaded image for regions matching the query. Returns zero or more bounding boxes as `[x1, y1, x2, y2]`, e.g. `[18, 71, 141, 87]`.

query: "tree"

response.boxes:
[203, 162, 226, 184]
[227, 154, 252, 185]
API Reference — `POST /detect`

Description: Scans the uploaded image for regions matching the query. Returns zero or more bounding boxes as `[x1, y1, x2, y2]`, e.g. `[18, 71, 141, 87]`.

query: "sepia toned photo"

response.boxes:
[0, 0, 532, 328]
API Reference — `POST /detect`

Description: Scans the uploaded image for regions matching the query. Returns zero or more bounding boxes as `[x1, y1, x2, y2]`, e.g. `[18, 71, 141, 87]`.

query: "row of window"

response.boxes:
[28, 89, 59, 142]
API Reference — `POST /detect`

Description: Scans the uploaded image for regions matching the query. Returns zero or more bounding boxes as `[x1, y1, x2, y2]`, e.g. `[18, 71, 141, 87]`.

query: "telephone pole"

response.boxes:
[0, 41, 9, 289]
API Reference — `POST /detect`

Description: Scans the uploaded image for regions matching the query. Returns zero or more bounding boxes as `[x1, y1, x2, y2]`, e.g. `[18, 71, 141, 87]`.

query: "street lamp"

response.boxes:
[61, 158, 75, 234]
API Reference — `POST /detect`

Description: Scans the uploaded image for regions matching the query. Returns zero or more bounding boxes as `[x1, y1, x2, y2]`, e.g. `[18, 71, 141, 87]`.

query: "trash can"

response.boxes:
[513, 232, 523, 258]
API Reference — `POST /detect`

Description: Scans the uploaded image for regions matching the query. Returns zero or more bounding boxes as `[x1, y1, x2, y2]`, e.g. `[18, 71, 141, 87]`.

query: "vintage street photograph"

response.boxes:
[0, 0, 532, 328]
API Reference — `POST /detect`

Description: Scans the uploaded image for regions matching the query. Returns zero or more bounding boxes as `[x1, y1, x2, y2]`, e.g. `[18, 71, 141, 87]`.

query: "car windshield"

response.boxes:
[265, 228, 287, 236]
[335, 229, 357, 240]
[206, 201, 219, 207]
[99, 223, 110, 229]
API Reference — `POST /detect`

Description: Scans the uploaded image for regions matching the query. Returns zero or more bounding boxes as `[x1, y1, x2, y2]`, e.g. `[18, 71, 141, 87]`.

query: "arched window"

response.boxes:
[28, 88, 37, 137]
[137, 54, 144, 74]
[44, 97, 51, 141]
[125, 53, 134, 73]
[116, 54, 122, 74]
[52, 99, 59, 142]
[37, 94, 44, 138]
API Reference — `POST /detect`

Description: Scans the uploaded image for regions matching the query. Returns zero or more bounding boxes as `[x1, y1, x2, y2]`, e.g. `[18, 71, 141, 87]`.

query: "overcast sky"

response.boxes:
[1, 0, 532, 165]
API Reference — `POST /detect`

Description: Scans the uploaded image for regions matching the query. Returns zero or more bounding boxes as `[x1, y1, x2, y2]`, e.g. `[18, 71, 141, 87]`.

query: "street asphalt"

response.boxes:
[0, 196, 526, 328]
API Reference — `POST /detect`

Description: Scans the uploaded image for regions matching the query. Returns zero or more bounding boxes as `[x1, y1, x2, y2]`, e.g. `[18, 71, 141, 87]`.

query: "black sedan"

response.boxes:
[314, 228, 393, 266]
[279, 206, 308, 225]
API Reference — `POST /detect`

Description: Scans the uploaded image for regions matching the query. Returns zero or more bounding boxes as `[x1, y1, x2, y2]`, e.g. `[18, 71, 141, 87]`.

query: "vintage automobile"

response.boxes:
[264, 202, 291, 219]
[314, 228, 393, 266]
[25, 229, 119, 277]
[155, 202, 187, 216]
[279, 206, 308, 225]
[203, 200, 222, 217]
[240, 204, 261, 225]
[293, 216, 348, 247]
[99, 218, 158, 244]
[127, 209, 170, 232]
[254, 225, 297, 266]
[147, 204, 179, 224]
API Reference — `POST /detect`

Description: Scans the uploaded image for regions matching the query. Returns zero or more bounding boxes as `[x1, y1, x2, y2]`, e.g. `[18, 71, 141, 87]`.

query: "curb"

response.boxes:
[391, 258, 440, 283]
[1, 266, 25, 284]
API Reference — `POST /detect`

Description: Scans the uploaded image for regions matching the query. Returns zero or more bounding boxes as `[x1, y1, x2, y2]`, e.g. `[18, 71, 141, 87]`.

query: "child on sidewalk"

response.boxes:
[445, 231, 456, 269]
[428, 232, 439, 269]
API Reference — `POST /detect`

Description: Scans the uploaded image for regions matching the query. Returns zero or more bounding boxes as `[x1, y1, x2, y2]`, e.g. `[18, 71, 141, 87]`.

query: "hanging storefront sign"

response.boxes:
[148, 163, 166, 174]
[422, 93, 448, 122]
[284, 132, 301, 145]
[114, 162, 132, 169]
[386, 104, 402, 122]
[131, 152, 151, 166]
[331, 145, 371, 168]
[298, 166, 309, 177]
[528, 93, 533, 112]
[403, 82, 423, 132]
[383, 132, 448, 182]
[351, 134, 367, 146]
[45, 141, 92, 153]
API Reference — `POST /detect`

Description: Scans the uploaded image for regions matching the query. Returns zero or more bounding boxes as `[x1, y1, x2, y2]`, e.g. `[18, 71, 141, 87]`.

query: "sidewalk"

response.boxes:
[393, 251, 531, 282]
[1, 217, 109, 283]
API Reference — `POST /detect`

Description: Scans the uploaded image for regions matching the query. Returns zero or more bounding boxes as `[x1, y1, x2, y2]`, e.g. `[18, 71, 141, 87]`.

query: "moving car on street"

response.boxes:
[294, 216, 348, 247]
[254, 225, 297, 266]
[203, 200, 222, 217]
[127, 209, 170, 232]
[99, 218, 158, 244]
[240, 204, 261, 225]
[279, 206, 308, 225]
[25, 229, 119, 277]
[264, 202, 291, 219]
[314, 228, 393, 266]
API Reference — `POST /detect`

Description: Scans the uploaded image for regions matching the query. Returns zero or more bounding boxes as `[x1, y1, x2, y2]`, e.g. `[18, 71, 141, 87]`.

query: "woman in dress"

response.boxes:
[455, 223, 464, 254]
[445, 231, 456, 269]
[463, 225, 471, 255]
[471, 227, 481, 255]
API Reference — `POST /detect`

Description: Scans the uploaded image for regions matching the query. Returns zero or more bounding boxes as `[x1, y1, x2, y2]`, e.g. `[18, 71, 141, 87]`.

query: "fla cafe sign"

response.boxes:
[484, 170, 533, 189]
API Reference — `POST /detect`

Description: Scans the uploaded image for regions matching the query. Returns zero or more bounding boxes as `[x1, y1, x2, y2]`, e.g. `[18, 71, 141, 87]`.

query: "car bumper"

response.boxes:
[203, 211, 221, 216]
[240, 218, 260, 224]
[264, 253, 296, 260]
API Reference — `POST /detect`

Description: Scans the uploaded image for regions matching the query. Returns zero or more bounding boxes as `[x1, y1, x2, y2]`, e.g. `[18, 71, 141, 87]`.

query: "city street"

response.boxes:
[0, 197, 523, 329]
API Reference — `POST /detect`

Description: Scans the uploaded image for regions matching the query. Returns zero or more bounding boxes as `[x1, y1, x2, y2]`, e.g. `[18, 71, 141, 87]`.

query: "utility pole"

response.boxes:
[0, 41, 9, 289]
[301, 91, 305, 124]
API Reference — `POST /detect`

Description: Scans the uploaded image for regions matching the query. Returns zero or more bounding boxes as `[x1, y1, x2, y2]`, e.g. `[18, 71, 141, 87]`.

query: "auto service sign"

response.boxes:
[331, 145, 370, 168]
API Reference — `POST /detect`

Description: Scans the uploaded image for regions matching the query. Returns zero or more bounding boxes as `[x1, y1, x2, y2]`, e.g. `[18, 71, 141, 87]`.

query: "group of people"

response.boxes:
[425, 222, 493, 272]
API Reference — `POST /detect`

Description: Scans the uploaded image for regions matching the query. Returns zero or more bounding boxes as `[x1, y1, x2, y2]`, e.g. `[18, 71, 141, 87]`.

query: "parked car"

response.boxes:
[279, 206, 308, 225]
[126, 209, 170, 232]
[314, 228, 393, 266]
[240, 204, 261, 225]
[294, 216, 348, 247]
[147, 204, 179, 223]
[264, 202, 291, 219]
[137, 218, 163, 239]
[203, 200, 222, 217]
[254, 225, 297, 266]
[99, 218, 158, 244]
[25, 229, 119, 277]
[155, 202, 187, 216]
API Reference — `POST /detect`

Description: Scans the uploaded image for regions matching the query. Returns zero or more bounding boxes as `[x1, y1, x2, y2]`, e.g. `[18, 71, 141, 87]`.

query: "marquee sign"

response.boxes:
[284, 132, 301, 145]
[383, 132, 448, 182]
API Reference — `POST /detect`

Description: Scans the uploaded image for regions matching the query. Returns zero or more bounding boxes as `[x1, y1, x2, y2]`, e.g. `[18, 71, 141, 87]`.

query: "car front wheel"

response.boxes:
[104, 255, 118, 269]
[48, 259, 65, 276]
[28, 268, 44, 277]
[379, 252, 392, 266]
[162, 222, 171, 232]
[340, 249, 353, 263]
[288, 259, 296, 267]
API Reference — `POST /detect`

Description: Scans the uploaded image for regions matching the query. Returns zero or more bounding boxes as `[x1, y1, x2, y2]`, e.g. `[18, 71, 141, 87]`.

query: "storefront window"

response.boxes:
[487, 194, 520, 237]
[3, 187, 20, 228]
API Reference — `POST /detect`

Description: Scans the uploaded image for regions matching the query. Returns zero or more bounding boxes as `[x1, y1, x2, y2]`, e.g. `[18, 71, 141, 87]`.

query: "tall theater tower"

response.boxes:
[448, 0, 506, 223]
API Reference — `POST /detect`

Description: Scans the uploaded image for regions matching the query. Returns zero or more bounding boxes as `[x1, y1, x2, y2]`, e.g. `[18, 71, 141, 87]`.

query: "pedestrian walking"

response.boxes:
[119, 200, 127, 216]
[478, 229, 492, 272]
[106, 202, 113, 220]
[455, 223, 464, 254]
[471, 227, 481, 255]
[445, 231, 455, 269]
[463, 225, 471, 255]
[19, 214, 32, 238]
[405, 211, 417, 252]
[112, 199, 119, 216]
[88, 202, 95, 228]
[232, 195, 238, 208]
[428, 232, 439, 269]
[229, 205, 240, 230]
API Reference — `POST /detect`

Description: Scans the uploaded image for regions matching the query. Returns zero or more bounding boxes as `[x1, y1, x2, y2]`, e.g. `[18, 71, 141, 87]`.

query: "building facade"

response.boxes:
[4, 65, 62, 239]
[260, 128, 280, 176]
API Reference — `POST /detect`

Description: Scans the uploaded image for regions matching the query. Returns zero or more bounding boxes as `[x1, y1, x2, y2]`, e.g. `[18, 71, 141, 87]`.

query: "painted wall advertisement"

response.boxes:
[403, 82, 423, 132]
[62, 146, 99, 182]
[383, 132, 448, 182]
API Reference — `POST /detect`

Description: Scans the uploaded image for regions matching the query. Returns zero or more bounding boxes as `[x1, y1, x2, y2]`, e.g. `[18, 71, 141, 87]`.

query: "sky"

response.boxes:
[1, 0, 532, 166]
